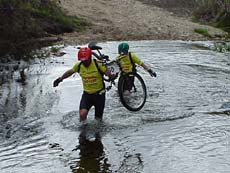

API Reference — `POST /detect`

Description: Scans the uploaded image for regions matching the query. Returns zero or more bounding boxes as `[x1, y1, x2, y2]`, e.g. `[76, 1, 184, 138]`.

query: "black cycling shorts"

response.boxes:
[119, 75, 134, 91]
[79, 91, 105, 119]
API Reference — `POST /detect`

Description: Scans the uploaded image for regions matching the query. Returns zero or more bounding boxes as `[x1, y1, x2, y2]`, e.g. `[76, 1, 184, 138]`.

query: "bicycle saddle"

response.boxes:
[88, 42, 102, 50]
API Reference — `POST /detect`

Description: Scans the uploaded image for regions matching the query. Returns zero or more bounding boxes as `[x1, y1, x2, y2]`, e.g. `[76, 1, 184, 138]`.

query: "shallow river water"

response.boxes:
[0, 40, 230, 173]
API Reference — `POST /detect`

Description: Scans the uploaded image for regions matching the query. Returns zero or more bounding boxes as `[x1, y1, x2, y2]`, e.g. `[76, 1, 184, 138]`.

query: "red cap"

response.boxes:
[78, 47, 92, 61]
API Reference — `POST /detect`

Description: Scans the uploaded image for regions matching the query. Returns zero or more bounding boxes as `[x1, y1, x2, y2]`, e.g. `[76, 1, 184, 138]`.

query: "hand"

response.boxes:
[109, 73, 117, 81]
[53, 77, 62, 87]
[147, 69, 157, 77]
[101, 54, 109, 60]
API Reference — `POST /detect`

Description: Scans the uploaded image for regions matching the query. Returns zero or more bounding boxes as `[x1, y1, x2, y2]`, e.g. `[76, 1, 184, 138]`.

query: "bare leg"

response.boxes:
[79, 108, 88, 122]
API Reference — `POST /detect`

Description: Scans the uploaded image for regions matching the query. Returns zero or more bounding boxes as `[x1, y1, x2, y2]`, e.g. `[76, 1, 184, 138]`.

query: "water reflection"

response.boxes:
[0, 81, 27, 124]
[1, 41, 230, 172]
[71, 126, 111, 173]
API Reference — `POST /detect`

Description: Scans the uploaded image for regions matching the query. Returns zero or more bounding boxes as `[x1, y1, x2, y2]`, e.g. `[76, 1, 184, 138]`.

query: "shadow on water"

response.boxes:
[0, 81, 29, 140]
[206, 102, 230, 116]
[70, 125, 111, 173]
[1, 41, 230, 172]
[207, 110, 230, 116]
[63, 119, 145, 173]
[141, 112, 195, 123]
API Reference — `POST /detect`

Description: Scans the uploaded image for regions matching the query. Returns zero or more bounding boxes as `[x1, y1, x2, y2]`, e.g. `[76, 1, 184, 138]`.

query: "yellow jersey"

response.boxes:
[116, 52, 142, 73]
[72, 59, 106, 94]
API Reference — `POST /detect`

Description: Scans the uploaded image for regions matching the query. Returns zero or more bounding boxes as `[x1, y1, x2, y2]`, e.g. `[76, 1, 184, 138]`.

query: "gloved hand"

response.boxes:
[109, 73, 117, 81]
[53, 77, 62, 87]
[147, 69, 157, 77]
[101, 54, 109, 60]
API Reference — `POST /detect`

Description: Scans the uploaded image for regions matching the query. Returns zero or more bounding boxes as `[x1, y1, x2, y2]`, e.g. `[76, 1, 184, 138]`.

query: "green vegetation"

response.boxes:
[193, 0, 230, 33]
[50, 46, 61, 53]
[194, 28, 212, 37]
[213, 42, 230, 52]
[0, 0, 89, 60]
[191, 16, 199, 23]
[192, 1, 230, 53]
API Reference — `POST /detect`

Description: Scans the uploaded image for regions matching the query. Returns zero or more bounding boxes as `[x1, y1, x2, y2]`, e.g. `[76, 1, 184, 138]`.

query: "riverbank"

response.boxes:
[0, 0, 88, 59]
[58, 0, 228, 45]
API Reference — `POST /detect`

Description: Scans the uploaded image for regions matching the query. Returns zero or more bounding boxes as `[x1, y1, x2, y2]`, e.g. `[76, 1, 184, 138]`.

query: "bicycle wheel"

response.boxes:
[118, 72, 147, 111]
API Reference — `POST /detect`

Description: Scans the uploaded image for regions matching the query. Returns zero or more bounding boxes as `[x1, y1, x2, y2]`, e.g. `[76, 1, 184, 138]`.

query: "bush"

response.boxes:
[0, 0, 89, 60]
[194, 28, 212, 37]
[213, 42, 230, 52]
[193, 0, 230, 33]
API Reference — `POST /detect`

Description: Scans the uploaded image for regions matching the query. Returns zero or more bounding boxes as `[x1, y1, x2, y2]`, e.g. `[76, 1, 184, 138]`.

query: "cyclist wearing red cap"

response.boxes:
[53, 47, 114, 121]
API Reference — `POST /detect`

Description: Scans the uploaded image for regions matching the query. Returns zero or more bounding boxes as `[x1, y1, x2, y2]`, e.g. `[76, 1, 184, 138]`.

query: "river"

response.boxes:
[0, 40, 230, 173]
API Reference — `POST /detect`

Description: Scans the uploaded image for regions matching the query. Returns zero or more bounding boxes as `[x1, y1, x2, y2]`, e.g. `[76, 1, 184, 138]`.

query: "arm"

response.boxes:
[140, 62, 149, 71]
[104, 68, 117, 80]
[96, 60, 117, 81]
[60, 69, 75, 81]
[131, 52, 156, 77]
[53, 69, 75, 87]
[140, 62, 157, 77]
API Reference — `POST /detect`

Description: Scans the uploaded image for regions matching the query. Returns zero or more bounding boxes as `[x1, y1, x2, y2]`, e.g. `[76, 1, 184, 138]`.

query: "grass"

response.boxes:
[191, 16, 199, 23]
[194, 28, 212, 38]
[192, 0, 230, 39]
[25, 1, 89, 32]
[0, 0, 90, 60]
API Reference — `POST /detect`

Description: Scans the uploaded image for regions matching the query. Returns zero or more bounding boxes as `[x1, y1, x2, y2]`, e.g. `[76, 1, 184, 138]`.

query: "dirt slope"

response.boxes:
[58, 0, 226, 44]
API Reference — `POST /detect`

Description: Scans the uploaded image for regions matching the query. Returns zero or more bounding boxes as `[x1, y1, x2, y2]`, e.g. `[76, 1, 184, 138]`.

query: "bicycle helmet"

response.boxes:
[118, 42, 129, 55]
[78, 47, 92, 61]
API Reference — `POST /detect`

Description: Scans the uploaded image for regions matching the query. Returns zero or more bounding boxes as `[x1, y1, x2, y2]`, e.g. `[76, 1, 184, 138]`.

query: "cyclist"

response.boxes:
[53, 47, 115, 122]
[117, 42, 156, 76]
[116, 42, 156, 91]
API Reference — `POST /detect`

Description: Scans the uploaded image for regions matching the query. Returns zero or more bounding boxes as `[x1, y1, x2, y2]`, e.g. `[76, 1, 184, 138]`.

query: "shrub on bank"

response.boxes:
[193, 0, 230, 33]
[213, 42, 230, 52]
[0, 0, 89, 60]
[194, 28, 212, 37]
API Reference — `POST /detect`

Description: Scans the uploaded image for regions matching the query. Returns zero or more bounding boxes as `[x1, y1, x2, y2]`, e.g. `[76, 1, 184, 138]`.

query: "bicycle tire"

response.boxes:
[118, 72, 147, 111]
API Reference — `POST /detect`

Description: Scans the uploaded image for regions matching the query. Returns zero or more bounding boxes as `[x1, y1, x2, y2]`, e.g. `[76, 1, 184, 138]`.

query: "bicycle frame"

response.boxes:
[88, 42, 147, 111]
[89, 47, 122, 90]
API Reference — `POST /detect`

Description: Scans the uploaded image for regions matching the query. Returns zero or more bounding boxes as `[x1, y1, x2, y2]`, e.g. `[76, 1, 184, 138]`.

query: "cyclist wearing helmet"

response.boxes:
[117, 42, 156, 77]
[53, 47, 115, 121]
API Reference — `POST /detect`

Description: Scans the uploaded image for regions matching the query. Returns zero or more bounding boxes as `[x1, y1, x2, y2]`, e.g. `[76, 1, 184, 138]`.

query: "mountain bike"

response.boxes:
[88, 42, 147, 112]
